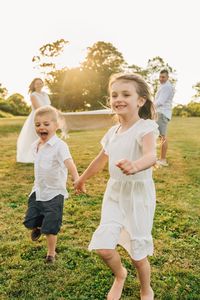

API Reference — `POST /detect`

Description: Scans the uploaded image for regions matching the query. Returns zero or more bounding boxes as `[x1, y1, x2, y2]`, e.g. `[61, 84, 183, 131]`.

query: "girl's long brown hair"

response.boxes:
[109, 73, 156, 120]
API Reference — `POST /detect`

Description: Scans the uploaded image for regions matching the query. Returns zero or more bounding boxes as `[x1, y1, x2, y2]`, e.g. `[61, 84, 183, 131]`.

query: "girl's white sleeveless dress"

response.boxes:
[16, 92, 51, 163]
[88, 119, 159, 261]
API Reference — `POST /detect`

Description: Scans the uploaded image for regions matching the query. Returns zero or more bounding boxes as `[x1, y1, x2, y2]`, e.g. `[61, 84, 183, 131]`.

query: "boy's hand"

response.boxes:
[74, 178, 86, 194]
[116, 159, 138, 175]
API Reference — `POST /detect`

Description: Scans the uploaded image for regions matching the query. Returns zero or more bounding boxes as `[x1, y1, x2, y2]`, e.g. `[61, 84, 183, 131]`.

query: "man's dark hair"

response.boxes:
[160, 69, 169, 75]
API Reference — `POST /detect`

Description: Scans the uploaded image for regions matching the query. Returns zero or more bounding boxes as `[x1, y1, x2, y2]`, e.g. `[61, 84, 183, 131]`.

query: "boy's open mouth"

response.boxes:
[39, 132, 48, 137]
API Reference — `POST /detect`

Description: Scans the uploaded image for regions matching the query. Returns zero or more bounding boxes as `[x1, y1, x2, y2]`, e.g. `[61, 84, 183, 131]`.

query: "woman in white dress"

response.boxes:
[16, 78, 51, 163]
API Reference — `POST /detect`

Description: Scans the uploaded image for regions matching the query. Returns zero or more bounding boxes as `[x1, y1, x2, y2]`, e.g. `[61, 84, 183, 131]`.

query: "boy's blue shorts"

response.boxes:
[23, 192, 64, 235]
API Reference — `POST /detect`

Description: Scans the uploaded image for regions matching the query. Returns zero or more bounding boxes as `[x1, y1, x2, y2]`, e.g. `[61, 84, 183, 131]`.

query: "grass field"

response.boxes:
[0, 117, 199, 300]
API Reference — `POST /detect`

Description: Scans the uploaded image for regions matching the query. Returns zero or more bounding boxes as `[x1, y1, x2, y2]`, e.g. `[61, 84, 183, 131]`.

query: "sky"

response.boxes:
[1, 0, 200, 106]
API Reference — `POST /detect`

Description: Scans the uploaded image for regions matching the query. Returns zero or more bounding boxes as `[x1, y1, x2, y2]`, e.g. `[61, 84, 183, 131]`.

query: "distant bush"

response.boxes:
[173, 101, 200, 117]
[0, 109, 13, 118]
[0, 94, 30, 116]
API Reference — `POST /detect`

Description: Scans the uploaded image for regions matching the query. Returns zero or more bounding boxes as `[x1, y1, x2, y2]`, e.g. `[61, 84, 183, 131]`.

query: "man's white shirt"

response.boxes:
[155, 80, 175, 120]
[31, 135, 72, 201]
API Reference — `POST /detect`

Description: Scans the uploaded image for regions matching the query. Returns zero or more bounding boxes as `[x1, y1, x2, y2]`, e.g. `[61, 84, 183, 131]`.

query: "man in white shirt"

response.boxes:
[155, 70, 175, 166]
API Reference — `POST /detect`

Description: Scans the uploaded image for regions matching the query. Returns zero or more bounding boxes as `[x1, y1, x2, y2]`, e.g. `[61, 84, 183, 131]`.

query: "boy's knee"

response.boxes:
[96, 249, 114, 260]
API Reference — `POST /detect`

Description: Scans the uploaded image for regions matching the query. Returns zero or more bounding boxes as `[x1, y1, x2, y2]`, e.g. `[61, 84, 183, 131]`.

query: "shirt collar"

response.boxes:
[32, 138, 40, 150]
[161, 80, 169, 86]
[46, 134, 59, 146]
[32, 134, 59, 150]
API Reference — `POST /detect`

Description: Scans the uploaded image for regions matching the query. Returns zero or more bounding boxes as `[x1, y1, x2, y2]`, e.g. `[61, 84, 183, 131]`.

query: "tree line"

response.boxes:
[0, 39, 200, 116]
[0, 86, 30, 117]
[33, 39, 177, 111]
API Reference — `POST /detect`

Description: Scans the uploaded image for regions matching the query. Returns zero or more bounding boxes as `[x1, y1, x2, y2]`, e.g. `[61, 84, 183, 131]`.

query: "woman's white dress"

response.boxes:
[16, 92, 51, 163]
[88, 119, 159, 261]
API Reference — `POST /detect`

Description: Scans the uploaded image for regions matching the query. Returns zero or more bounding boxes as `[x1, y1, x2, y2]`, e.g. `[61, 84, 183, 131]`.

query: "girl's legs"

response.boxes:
[97, 249, 127, 300]
[46, 234, 57, 257]
[132, 257, 154, 300]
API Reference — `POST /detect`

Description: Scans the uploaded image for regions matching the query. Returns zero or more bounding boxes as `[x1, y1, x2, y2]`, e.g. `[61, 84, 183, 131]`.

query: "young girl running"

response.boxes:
[75, 73, 158, 300]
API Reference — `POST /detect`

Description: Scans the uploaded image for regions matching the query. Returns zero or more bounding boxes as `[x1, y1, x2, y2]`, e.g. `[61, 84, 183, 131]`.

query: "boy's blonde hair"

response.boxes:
[34, 106, 59, 123]
[34, 106, 68, 138]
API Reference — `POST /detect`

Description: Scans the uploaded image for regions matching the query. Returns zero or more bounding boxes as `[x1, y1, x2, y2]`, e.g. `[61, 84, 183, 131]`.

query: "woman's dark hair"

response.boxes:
[28, 78, 43, 94]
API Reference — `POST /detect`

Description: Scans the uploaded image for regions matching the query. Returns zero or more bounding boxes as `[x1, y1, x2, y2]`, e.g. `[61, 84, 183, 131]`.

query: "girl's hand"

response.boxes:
[74, 178, 86, 194]
[116, 159, 138, 175]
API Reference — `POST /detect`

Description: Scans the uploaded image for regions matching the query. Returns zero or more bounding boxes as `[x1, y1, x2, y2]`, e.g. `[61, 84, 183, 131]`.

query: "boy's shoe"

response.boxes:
[156, 159, 169, 167]
[31, 228, 41, 241]
[45, 255, 55, 264]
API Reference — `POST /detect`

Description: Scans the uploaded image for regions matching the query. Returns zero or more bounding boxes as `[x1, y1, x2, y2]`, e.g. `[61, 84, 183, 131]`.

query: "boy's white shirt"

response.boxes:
[30, 134, 72, 201]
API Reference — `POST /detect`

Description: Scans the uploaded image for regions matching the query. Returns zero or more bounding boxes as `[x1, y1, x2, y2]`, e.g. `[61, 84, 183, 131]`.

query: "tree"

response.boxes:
[192, 82, 200, 100]
[129, 56, 177, 96]
[173, 101, 200, 117]
[46, 68, 89, 111]
[146, 57, 177, 95]
[82, 41, 126, 73]
[7, 94, 30, 115]
[0, 93, 30, 116]
[81, 41, 126, 107]
[0, 83, 8, 98]
[32, 39, 69, 75]
[172, 104, 189, 117]
[32, 41, 177, 111]
[187, 101, 200, 116]
[43, 41, 127, 110]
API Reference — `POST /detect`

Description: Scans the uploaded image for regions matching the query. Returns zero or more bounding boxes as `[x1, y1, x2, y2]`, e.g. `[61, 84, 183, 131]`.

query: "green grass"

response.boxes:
[0, 117, 199, 300]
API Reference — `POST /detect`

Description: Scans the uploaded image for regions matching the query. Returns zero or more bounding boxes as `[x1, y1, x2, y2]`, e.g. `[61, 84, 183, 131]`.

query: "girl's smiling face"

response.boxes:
[110, 80, 145, 117]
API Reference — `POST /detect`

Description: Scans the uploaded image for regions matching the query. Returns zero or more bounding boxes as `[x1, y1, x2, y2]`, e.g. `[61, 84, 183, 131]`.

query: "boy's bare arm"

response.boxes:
[64, 158, 79, 182]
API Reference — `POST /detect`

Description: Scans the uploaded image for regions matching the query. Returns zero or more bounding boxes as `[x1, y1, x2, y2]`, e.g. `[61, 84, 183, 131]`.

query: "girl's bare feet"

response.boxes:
[107, 267, 127, 300]
[140, 287, 154, 300]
